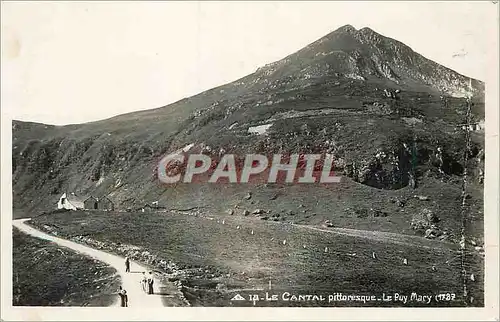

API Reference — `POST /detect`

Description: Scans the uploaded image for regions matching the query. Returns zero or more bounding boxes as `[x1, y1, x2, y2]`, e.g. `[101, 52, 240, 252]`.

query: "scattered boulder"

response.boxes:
[370, 208, 388, 217]
[244, 192, 252, 200]
[437, 231, 449, 241]
[424, 227, 442, 239]
[323, 220, 334, 228]
[269, 194, 278, 200]
[383, 88, 398, 99]
[425, 209, 440, 223]
[411, 208, 440, 231]
[392, 197, 405, 207]
[242, 210, 250, 216]
[414, 195, 430, 201]
[252, 209, 265, 215]
[270, 213, 281, 221]
[226, 209, 234, 215]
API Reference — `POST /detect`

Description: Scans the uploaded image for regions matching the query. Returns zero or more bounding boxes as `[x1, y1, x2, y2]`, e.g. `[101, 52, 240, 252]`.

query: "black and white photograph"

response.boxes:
[1, 1, 498, 321]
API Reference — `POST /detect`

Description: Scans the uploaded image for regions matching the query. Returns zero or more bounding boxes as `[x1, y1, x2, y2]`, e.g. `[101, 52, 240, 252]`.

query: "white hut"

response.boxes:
[57, 192, 85, 210]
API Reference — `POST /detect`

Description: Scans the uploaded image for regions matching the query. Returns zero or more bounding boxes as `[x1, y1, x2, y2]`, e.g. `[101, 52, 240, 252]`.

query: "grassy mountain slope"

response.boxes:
[12, 25, 484, 244]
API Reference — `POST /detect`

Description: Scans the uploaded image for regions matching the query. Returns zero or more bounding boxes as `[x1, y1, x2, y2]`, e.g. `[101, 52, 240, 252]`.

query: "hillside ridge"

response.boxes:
[12, 25, 484, 247]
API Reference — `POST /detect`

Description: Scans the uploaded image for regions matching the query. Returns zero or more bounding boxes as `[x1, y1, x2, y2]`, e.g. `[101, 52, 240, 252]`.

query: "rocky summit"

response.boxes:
[12, 25, 484, 245]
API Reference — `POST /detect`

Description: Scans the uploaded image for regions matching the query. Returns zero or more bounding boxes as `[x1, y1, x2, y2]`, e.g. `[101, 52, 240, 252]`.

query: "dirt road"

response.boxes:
[13, 218, 166, 308]
[292, 223, 457, 250]
[198, 213, 456, 251]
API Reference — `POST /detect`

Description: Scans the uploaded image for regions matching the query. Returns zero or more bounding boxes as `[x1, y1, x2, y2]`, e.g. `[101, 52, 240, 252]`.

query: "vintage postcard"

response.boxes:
[1, 1, 498, 321]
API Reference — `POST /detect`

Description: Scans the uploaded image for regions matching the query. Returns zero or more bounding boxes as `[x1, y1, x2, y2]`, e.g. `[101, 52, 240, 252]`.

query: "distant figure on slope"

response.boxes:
[125, 257, 130, 273]
[147, 272, 155, 294]
[141, 272, 147, 292]
[118, 286, 128, 307]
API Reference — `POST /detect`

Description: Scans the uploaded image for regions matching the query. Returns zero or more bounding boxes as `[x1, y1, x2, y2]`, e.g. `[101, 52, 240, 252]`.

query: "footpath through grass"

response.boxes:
[29, 211, 484, 307]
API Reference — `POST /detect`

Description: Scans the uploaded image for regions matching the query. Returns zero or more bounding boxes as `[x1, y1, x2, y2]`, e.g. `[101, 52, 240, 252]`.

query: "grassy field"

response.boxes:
[12, 227, 120, 306]
[29, 210, 484, 307]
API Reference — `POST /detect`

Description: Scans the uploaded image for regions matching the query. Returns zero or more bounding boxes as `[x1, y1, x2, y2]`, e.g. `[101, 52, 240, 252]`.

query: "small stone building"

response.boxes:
[97, 196, 114, 211]
[57, 193, 114, 211]
[83, 196, 98, 210]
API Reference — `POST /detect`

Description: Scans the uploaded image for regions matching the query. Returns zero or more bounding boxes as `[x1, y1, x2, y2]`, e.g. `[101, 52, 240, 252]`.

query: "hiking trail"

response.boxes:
[13, 218, 175, 308]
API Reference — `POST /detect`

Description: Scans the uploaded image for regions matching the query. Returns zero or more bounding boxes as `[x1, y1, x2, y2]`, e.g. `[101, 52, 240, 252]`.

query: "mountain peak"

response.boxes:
[335, 24, 357, 33]
[359, 27, 377, 34]
[333, 25, 379, 36]
[254, 24, 483, 97]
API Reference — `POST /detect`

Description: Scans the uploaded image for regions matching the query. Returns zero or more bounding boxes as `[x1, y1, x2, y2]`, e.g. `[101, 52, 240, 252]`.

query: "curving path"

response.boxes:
[13, 218, 165, 308]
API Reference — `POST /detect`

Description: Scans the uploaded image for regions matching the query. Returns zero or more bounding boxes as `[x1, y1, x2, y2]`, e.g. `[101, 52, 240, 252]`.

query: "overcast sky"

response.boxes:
[1, 1, 497, 125]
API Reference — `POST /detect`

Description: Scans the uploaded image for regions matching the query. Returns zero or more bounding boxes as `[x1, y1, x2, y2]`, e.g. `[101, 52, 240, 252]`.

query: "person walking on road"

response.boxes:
[147, 272, 154, 295]
[118, 286, 128, 307]
[141, 272, 147, 292]
[125, 257, 130, 273]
